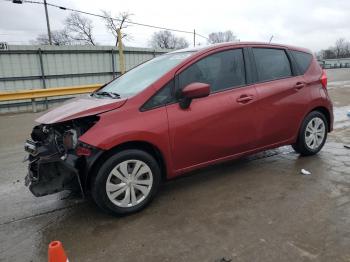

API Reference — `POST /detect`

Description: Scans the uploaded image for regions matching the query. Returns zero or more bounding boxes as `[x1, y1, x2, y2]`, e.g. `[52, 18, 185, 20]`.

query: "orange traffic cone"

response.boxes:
[48, 241, 69, 262]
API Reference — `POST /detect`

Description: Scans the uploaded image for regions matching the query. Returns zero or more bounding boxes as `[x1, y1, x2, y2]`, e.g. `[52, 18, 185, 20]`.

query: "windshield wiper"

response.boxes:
[92, 91, 121, 99]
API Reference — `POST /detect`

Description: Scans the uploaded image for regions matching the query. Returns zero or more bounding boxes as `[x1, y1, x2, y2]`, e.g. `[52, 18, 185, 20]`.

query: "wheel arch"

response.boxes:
[85, 140, 167, 191]
[293, 105, 332, 145]
[309, 106, 331, 132]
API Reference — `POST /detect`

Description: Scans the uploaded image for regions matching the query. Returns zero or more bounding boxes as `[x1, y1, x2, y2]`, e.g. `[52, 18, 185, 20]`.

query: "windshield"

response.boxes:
[98, 52, 194, 97]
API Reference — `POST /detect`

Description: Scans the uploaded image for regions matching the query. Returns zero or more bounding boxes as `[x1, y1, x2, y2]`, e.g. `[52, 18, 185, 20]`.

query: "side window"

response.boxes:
[291, 50, 312, 74]
[178, 49, 246, 93]
[252, 48, 292, 82]
[140, 81, 174, 111]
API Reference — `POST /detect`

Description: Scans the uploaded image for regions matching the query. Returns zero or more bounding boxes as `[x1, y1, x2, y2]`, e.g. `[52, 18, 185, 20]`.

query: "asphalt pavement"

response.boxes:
[0, 69, 349, 262]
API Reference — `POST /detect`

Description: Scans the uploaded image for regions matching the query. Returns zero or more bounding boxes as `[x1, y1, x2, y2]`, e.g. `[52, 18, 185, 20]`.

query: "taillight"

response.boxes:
[320, 69, 327, 89]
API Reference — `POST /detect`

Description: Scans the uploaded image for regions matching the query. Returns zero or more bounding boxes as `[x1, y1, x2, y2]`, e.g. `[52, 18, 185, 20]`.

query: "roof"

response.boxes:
[169, 41, 311, 54]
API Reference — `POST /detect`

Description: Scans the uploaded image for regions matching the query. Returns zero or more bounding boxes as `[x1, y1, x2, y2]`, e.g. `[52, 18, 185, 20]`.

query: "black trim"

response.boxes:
[286, 49, 301, 76]
[174, 74, 181, 99]
[246, 47, 259, 83]
[242, 47, 253, 85]
[139, 79, 176, 112]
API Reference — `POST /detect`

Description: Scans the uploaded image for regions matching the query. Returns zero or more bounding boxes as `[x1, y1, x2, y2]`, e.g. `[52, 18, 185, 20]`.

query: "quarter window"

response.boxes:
[141, 81, 174, 111]
[291, 50, 312, 74]
[253, 48, 292, 82]
[178, 49, 246, 93]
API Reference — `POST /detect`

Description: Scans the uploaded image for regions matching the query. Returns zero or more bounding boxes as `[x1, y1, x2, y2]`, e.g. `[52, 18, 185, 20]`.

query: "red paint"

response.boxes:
[182, 82, 210, 99]
[166, 85, 258, 172]
[36, 42, 333, 179]
[36, 95, 127, 124]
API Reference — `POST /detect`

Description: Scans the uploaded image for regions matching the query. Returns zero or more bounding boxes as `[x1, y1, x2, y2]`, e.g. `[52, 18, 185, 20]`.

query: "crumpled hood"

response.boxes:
[36, 95, 127, 124]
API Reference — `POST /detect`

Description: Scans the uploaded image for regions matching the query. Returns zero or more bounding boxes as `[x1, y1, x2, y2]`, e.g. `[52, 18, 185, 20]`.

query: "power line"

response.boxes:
[12, 0, 209, 40]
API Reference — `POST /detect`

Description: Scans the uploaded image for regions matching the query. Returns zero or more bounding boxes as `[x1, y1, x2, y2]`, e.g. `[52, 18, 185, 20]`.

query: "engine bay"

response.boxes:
[24, 116, 98, 197]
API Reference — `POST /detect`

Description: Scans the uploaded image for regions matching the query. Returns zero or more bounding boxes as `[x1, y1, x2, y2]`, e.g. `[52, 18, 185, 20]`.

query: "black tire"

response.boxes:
[91, 149, 161, 216]
[292, 111, 328, 156]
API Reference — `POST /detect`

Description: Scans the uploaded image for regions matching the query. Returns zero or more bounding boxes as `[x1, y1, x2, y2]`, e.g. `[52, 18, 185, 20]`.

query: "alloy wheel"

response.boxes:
[304, 117, 326, 150]
[106, 160, 153, 207]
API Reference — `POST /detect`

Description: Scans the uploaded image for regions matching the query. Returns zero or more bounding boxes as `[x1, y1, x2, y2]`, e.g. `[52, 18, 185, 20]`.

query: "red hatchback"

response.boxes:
[25, 42, 333, 215]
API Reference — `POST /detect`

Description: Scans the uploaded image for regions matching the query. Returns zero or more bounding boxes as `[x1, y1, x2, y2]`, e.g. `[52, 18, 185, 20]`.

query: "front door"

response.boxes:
[166, 48, 258, 172]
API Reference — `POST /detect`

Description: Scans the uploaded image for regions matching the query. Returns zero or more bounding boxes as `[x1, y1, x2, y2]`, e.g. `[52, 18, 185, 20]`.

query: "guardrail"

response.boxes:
[0, 84, 102, 112]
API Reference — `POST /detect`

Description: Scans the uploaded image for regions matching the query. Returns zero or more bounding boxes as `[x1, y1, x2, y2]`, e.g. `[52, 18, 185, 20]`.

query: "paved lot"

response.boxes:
[0, 69, 349, 262]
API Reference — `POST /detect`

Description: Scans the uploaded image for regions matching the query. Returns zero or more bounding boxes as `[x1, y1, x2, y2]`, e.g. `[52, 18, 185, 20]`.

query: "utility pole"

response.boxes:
[193, 29, 196, 47]
[12, 0, 52, 45]
[43, 0, 52, 45]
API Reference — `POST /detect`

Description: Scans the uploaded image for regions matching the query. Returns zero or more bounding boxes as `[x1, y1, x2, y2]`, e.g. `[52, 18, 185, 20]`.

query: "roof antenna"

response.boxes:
[269, 35, 274, 44]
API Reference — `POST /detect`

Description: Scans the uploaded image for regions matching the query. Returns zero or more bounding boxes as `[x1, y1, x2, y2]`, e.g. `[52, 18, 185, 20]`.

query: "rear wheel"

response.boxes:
[92, 149, 161, 216]
[292, 111, 328, 156]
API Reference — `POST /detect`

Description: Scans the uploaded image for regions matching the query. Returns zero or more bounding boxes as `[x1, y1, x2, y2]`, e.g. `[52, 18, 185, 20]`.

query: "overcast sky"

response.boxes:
[0, 0, 349, 52]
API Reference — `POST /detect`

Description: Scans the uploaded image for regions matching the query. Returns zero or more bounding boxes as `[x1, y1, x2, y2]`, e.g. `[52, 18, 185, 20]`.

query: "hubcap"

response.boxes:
[305, 117, 326, 150]
[106, 160, 153, 207]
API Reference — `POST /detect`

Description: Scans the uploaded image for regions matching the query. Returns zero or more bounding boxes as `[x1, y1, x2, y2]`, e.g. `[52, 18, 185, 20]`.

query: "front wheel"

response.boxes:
[91, 149, 161, 216]
[292, 111, 328, 156]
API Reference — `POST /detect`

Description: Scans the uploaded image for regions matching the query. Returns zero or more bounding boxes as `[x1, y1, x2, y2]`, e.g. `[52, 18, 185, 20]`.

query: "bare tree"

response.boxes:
[208, 30, 237, 44]
[345, 42, 350, 58]
[33, 13, 95, 46]
[33, 30, 72, 45]
[101, 11, 132, 46]
[318, 38, 350, 59]
[149, 30, 189, 49]
[65, 13, 96, 45]
[334, 38, 350, 58]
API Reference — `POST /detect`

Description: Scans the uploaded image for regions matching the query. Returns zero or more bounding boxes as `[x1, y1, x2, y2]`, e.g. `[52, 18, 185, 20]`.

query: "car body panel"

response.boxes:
[166, 85, 258, 172]
[253, 75, 310, 147]
[36, 95, 127, 124]
[296, 54, 334, 133]
[78, 98, 175, 177]
[30, 41, 334, 186]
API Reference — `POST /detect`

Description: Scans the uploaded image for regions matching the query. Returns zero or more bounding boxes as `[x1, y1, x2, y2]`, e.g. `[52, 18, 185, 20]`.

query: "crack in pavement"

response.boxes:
[0, 201, 84, 226]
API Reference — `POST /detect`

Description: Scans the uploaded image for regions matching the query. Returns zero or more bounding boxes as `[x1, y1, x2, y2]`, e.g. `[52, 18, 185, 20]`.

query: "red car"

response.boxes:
[24, 42, 333, 215]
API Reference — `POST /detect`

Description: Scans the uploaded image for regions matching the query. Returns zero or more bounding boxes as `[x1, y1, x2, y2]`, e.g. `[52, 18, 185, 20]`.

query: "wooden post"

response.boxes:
[111, 49, 116, 79]
[117, 29, 126, 75]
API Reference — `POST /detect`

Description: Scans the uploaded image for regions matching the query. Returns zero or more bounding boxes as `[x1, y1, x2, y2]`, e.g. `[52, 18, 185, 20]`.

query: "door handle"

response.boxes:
[295, 82, 305, 90]
[236, 95, 254, 104]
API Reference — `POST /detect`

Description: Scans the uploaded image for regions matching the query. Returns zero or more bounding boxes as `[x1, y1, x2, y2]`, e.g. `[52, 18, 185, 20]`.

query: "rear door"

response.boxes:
[250, 47, 310, 147]
[166, 48, 259, 172]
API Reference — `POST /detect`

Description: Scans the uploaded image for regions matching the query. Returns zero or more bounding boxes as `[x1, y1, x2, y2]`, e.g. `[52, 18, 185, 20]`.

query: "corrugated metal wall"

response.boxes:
[0, 45, 167, 113]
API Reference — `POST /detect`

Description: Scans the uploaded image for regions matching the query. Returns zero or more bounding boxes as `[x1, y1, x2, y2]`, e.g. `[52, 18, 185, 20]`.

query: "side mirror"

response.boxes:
[179, 82, 210, 109]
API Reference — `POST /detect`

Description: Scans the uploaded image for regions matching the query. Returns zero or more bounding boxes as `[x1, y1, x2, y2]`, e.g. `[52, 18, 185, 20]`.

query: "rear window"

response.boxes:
[291, 50, 312, 74]
[252, 48, 292, 82]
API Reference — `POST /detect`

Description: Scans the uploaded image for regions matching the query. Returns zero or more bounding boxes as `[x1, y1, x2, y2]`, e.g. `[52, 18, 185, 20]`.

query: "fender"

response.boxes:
[78, 105, 175, 178]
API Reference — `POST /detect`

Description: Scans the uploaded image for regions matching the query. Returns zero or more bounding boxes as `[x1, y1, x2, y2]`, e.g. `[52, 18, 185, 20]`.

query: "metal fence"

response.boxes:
[320, 63, 350, 69]
[0, 45, 167, 113]
[318, 58, 350, 69]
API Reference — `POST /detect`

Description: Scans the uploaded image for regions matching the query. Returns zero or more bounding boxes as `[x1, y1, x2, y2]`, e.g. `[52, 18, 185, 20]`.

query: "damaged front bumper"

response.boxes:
[24, 118, 102, 198]
[25, 143, 82, 197]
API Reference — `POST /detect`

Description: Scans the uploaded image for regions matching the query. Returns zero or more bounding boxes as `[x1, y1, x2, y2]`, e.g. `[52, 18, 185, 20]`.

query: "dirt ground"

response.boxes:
[0, 69, 349, 262]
